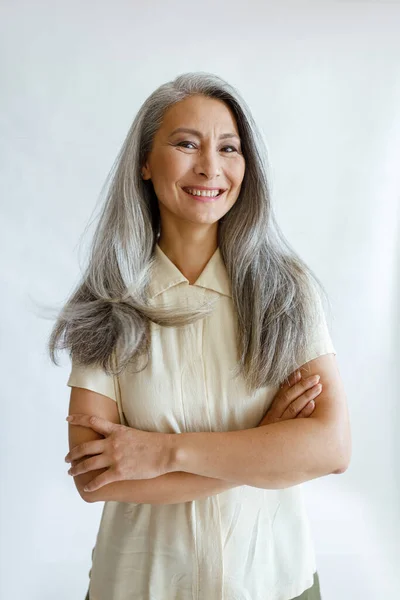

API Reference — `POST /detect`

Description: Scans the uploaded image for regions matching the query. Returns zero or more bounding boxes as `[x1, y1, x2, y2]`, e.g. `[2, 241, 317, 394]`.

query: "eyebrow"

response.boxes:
[168, 127, 240, 141]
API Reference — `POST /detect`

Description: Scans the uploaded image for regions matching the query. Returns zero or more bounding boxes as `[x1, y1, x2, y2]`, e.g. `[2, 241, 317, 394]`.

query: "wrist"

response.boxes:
[166, 432, 187, 473]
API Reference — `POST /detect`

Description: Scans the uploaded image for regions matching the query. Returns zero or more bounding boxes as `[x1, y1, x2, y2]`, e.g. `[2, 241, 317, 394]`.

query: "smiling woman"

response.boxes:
[48, 71, 350, 600]
[140, 94, 246, 244]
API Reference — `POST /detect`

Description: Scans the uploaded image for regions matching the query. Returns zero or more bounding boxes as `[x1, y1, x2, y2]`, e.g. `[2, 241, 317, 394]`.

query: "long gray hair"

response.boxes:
[47, 71, 332, 391]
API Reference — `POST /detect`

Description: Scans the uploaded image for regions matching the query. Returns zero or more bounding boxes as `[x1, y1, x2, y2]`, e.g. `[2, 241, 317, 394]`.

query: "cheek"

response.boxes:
[151, 161, 181, 198]
[159, 151, 187, 179]
[229, 159, 245, 188]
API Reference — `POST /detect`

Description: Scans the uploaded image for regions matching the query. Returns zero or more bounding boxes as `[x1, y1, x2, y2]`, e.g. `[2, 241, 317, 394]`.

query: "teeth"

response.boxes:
[185, 188, 221, 197]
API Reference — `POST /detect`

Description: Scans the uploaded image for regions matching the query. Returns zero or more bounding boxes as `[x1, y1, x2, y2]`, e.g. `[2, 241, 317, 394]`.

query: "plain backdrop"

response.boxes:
[1, 1, 399, 599]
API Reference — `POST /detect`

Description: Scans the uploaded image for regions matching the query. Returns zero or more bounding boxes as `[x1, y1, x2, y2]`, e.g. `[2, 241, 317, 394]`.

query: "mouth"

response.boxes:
[181, 187, 227, 202]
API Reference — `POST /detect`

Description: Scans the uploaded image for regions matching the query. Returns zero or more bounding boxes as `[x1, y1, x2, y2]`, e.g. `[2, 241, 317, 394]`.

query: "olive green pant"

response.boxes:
[84, 570, 321, 599]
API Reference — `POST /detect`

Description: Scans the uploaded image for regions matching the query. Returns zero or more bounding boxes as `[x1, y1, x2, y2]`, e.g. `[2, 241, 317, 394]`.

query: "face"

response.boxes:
[141, 94, 246, 232]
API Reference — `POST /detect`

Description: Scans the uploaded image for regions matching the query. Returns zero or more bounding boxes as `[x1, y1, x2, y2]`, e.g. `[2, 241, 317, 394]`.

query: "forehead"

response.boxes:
[158, 94, 240, 135]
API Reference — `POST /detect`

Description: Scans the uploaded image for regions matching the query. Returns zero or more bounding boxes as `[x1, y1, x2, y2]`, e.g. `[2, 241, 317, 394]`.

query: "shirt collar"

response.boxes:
[148, 243, 232, 300]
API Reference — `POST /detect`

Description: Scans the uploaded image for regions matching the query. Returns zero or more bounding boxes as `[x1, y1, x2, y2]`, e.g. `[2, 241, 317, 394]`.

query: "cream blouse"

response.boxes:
[67, 243, 336, 600]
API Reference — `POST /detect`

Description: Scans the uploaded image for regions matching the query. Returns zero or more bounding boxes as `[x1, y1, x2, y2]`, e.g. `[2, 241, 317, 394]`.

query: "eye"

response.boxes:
[221, 145, 238, 153]
[176, 141, 239, 153]
[177, 141, 197, 149]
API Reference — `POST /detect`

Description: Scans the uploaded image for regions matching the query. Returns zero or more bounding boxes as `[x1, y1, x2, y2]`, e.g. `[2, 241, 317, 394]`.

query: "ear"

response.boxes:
[141, 161, 152, 181]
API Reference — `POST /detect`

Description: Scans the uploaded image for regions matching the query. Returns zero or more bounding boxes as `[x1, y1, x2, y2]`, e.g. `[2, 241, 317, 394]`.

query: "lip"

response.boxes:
[183, 185, 223, 191]
[181, 186, 227, 203]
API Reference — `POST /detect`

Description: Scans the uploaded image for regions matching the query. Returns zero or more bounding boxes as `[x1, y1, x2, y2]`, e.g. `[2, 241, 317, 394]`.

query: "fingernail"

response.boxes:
[66, 416, 72, 421]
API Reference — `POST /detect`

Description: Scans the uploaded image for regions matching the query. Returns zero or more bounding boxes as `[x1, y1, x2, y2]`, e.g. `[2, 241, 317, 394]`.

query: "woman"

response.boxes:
[49, 72, 351, 600]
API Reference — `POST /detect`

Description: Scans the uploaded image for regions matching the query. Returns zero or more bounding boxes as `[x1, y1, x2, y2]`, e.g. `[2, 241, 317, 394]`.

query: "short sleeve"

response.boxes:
[296, 284, 337, 367]
[66, 359, 118, 402]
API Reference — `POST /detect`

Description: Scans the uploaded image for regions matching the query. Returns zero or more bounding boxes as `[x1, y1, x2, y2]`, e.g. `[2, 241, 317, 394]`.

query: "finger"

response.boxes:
[68, 455, 109, 477]
[296, 400, 315, 418]
[283, 375, 321, 403]
[282, 384, 322, 419]
[83, 470, 118, 493]
[280, 369, 301, 389]
[66, 414, 115, 436]
[65, 439, 105, 463]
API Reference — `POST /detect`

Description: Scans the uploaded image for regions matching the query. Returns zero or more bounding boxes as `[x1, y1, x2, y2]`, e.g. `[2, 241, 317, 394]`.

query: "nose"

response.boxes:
[193, 148, 221, 179]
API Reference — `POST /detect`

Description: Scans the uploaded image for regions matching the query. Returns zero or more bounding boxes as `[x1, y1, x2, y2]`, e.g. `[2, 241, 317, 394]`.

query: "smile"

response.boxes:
[182, 187, 226, 202]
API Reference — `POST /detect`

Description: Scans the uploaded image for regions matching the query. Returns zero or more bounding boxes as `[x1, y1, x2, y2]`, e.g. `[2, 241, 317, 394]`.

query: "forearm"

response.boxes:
[171, 419, 347, 489]
[83, 470, 240, 504]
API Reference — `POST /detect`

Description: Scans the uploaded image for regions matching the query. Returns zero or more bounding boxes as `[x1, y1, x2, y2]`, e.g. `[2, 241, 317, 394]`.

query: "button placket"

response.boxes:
[198, 288, 224, 599]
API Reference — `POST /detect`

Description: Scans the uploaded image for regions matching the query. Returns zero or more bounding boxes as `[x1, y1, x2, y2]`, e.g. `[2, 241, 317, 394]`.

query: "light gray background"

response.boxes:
[1, 1, 399, 599]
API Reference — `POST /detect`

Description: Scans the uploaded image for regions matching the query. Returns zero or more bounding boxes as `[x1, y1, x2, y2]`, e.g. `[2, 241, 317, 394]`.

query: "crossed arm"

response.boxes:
[68, 391, 241, 504]
[68, 354, 351, 504]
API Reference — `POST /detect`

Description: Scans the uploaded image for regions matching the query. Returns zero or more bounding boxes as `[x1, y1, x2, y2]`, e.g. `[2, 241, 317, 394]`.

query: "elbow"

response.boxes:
[76, 485, 93, 503]
[334, 453, 351, 474]
[81, 491, 96, 503]
[73, 478, 100, 503]
[332, 463, 349, 475]
[80, 486, 103, 503]
[72, 467, 106, 503]
[332, 443, 352, 474]
[330, 422, 352, 475]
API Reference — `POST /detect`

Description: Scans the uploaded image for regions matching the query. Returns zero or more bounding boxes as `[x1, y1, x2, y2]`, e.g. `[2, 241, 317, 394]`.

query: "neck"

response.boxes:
[157, 228, 218, 285]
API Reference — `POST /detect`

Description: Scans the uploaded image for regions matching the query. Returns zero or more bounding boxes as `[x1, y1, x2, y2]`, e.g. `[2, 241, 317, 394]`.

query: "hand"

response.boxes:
[257, 369, 322, 426]
[64, 414, 174, 492]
